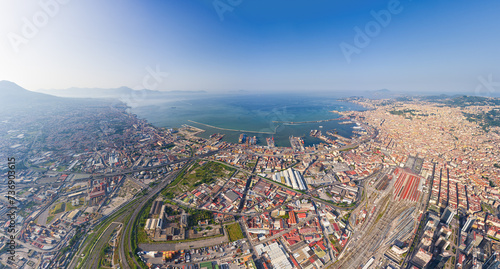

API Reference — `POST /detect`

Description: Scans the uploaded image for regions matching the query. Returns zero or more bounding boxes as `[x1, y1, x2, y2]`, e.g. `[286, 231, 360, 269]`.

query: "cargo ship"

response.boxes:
[239, 133, 246, 144]
[310, 130, 322, 138]
[209, 133, 225, 141]
[327, 130, 351, 142]
[266, 136, 275, 147]
[247, 136, 257, 145]
[289, 136, 305, 151]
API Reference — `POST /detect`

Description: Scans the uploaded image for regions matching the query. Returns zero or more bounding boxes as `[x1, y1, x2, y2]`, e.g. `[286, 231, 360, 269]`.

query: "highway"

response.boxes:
[64, 122, 378, 268]
[68, 165, 188, 269]
[118, 162, 190, 269]
[72, 150, 220, 182]
[69, 150, 219, 269]
[67, 196, 140, 269]
[209, 159, 360, 211]
[88, 222, 121, 269]
[251, 213, 318, 246]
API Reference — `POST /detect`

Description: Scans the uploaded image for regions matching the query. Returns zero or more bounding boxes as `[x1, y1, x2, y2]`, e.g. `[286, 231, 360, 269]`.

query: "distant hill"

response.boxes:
[38, 86, 158, 99]
[38, 86, 207, 99]
[0, 80, 61, 106]
[362, 89, 400, 99]
[0, 81, 118, 114]
[441, 95, 500, 107]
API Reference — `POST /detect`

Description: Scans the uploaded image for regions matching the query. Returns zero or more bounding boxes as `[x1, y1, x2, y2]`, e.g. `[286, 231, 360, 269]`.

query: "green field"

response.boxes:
[226, 223, 244, 242]
[66, 198, 85, 212]
[45, 202, 66, 223]
[50, 202, 66, 215]
[162, 161, 235, 198]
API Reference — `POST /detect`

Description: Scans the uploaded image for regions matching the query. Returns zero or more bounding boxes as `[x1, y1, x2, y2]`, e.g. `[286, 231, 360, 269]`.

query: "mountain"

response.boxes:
[361, 88, 399, 99]
[38, 86, 158, 99]
[38, 86, 207, 99]
[0, 81, 119, 114]
[0, 80, 61, 104]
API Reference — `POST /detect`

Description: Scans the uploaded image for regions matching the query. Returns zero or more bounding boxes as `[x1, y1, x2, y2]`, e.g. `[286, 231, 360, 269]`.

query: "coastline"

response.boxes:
[129, 95, 368, 146]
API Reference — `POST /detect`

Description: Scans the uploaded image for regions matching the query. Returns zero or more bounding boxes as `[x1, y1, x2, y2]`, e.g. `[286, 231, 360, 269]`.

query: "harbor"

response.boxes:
[188, 120, 277, 135]
[272, 117, 350, 125]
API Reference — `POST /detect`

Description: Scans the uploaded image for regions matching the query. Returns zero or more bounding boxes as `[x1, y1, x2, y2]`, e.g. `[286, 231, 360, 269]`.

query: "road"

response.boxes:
[67, 150, 220, 268]
[118, 164, 189, 269]
[66, 122, 379, 268]
[313, 201, 335, 263]
[68, 161, 189, 269]
[139, 232, 229, 252]
[37, 208, 49, 226]
[88, 222, 121, 269]
[237, 157, 259, 213]
[402, 162, 436, 268]
[73, 150, 219, 182]
[210, 159, 359, 211]
[251, 213, 317, 246]
[0, 232, 53, 253]
[67, 198, 138, 269]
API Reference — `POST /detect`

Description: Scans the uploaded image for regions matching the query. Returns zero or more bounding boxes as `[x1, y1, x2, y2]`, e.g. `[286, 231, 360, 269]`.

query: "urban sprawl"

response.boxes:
[1, 96, 500, 269]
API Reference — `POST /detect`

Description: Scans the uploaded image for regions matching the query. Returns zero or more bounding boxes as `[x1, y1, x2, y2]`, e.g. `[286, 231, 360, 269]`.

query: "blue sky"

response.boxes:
[1, 0, 499, 94]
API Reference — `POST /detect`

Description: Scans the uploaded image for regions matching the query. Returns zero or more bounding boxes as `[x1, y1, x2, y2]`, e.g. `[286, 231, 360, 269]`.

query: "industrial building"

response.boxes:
[272, 168, 307, 191]
[255, 242, 293, 269]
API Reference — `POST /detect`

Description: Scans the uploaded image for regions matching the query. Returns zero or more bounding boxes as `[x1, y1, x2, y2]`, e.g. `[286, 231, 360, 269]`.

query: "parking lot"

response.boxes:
[140, 239, 251, 269]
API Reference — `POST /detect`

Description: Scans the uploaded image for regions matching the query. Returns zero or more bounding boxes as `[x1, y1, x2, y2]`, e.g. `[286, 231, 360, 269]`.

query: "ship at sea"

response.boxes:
[247, 136, 258, 145]
[310, 129, 321, 138]
[289, 136, 305, 151]
[266, 136, 275, 147]
[239, 133, 246, 144]
[353, 122, 364, 129]
[209, 133, 225, 141]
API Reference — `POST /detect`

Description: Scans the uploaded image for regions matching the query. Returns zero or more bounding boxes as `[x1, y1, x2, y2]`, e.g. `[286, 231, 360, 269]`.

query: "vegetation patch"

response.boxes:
[481, 202, 496, 215]
[65, 198, 85, 212]
[226, 223, 244, 242]
[443, 95, 500, 107]
[463, 109, 500, 132]
[162, 161, 235, 198]
[187, 208, 214, 227]
[50, 202, 66, 215]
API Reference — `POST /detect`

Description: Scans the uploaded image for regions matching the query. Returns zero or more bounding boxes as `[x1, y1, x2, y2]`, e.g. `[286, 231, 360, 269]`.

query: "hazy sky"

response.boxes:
[1, 0, 499, 94]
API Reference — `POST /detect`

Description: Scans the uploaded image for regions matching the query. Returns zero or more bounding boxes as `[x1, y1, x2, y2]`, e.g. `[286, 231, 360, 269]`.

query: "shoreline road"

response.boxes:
[139, 233, 229, 252]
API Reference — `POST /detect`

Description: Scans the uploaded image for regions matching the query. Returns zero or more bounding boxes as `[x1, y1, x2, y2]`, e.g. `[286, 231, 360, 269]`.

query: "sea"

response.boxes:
[129, 93, 368, 147]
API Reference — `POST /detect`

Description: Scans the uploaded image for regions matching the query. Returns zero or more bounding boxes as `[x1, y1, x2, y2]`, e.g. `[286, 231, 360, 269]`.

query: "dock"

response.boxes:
[188, 120, 277, 135]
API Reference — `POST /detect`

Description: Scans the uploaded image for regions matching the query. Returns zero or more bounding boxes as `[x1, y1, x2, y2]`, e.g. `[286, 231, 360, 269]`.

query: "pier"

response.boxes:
[271, 117, 350, 125]
[187, 120, 278, 135]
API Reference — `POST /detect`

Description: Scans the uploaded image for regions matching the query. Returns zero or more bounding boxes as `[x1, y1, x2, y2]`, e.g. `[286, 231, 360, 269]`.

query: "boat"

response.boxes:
[239, 133, 246, 143]
[310, 130, 321, 138]
[266, 137, 275, 147]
